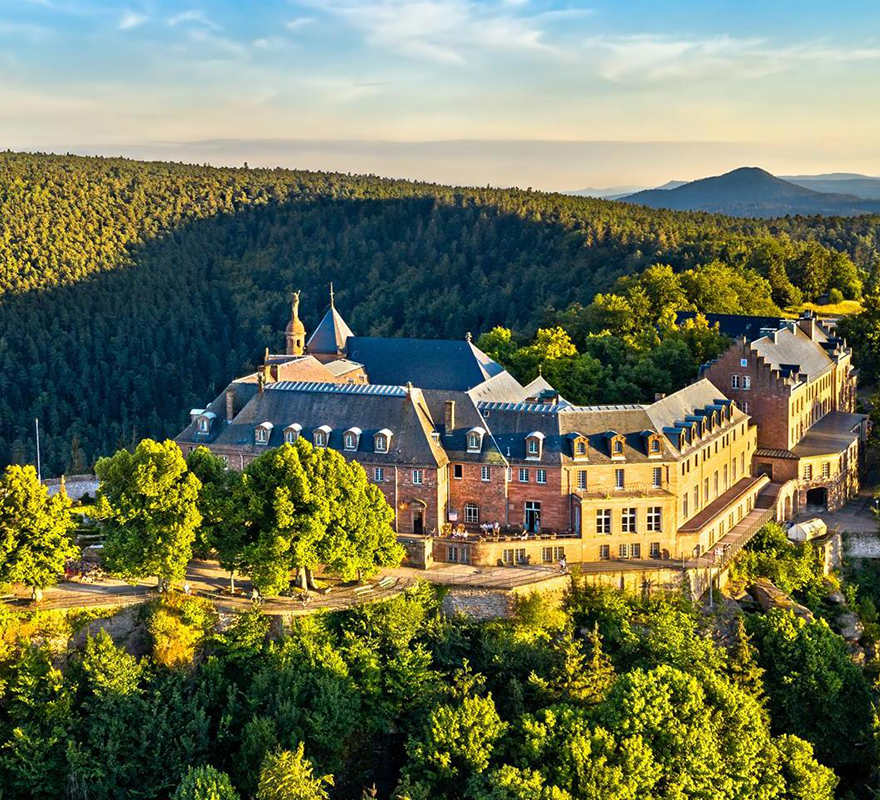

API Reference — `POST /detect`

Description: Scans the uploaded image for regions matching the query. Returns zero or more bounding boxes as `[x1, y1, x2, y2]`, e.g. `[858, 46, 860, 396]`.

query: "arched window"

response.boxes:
[344, 433, 356, 450]
[525, 431, 544, 460]
[650, 438, 660, 453]
[375, 428, 393, 453]
[284, 424, 301, 444]
[255, 422, 273, 445]
[614, 439, 623, 453]
[576, 440, 587, 456]
[314, 425, 331, 448]
[466, 427, 485, 453]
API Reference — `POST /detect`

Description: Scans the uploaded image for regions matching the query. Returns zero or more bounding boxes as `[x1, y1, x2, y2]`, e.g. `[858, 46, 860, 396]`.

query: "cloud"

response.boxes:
[167, 10, 217, 29]
[118, 10, 147, 31]
[314, 0, 555, 65]
[587, 34, 880, 83]
[286, 17, 315, 32]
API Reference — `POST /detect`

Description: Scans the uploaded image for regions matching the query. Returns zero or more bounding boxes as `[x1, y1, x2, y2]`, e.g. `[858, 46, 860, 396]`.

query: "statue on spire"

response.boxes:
[329, 282, 335, 309]
[285, 288, 306, 356]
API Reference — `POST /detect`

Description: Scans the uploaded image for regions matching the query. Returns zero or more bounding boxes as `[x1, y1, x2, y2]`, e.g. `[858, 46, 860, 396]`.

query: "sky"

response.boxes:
[1, 0, 879, 190]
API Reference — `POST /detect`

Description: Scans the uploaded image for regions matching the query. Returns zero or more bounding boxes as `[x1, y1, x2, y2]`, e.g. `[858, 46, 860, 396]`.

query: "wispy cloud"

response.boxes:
[167, 10, 217, 29]
[286, 16, 314, 32]
[315, 0, 555, 65]
[118, 10, 147, 31]
[587, 34, 880, 83]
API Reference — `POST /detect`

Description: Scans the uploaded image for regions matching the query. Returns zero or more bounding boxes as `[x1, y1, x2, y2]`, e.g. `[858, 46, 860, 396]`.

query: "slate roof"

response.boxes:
[344, 336, 507, 391]
[421, 389, 507, 465]
[751, 326, 834, 381]
[306, 305, 354, 354]
[791, 411, 867, 458]
[176, 380, 259, 445]
[213, 382, 448, 466]
[676, 312, 787, 340]
[477, 379, 740, 464]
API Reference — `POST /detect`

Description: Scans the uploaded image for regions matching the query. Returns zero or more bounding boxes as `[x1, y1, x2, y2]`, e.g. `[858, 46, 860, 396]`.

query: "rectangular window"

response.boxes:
[743, 376, 751, 391]
[803, 464, 813, 480]
[614, 468, 625, 490]
[652, 467, 662, 488]
[618, 543, 629, 559]
[647, 506, 662, 532]
[650, 542, 660, 559]
[693, 486, 699, 509]
[502, 548, 514, 564]
[630, 543, 641, 559]
[553, 546, 565, 561]
[822, 461, 830, 478]
[515, 548, 527, 564]
[731, 375, 740, 389]
[464, 503, 479, 524]
[622, 507, 637, 533]
[453, 464, 463, 479]
[723, 464, 728, 489]
[506, 467, 513, 482]
[519, 467, 529, 483]
[412, 469, 424, 485]
[481, 465, 491, 482]
[740, 358, 748, 367]
[741, 452, 745, 474]
[537, 468, 547, 484]
[447, 546, 459, 563]
[577, 470, 586, 490]
[374, 467, 384, 482]
[742, 401, 749, 414]
[542, 547, 554, 563]
[683, 494, 689, 518]
[599, 544, 610, 560]
[597, 509, 612, 535]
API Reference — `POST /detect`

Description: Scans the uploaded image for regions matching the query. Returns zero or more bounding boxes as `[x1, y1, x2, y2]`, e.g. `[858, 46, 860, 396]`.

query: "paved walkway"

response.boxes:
[795, 465, 878, 535]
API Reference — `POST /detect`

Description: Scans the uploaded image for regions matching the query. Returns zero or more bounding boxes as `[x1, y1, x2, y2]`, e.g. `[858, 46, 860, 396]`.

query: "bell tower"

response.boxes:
[285, 291, 306, 356]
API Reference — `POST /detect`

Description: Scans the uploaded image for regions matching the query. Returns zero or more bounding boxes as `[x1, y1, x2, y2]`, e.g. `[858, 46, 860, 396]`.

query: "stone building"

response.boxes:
[177, 290, 781, 570]
[699, 311, 867, 513]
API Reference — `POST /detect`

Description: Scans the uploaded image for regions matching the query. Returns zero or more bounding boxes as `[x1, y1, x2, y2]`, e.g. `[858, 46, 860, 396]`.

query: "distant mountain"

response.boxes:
[621, 167, 880, 217]
[567, 180, 684, 200]
[567, 185, 646, 199]
[782, 173, 880, 200]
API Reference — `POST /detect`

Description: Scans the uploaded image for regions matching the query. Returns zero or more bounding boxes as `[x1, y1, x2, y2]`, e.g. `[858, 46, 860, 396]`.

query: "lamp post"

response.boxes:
[35, 418, 42, 482]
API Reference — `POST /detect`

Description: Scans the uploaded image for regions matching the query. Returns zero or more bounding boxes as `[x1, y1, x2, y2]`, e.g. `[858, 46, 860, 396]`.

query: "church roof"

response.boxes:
[345, 337, 507, 391]
[307, 305, 354, 354]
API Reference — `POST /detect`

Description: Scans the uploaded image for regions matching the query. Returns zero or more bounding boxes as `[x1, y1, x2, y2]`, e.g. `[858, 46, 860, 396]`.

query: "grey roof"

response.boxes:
[751, 326, 834, 381]
[204, 382, 447, 466]
[676, 311, 787, 341]
[306, 305, 354, 354]
[421, 390, 507, 465]
[176, 380, 259, 444]
[477, 379, 741, 464]
[344, 336, 507, 391]
[792, 411, 867, 458]
[466, 369, 531, 404]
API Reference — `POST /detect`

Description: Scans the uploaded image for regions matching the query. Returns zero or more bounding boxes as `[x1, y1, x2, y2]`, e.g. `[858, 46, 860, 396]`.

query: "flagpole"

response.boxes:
[35, 418, 41, 482]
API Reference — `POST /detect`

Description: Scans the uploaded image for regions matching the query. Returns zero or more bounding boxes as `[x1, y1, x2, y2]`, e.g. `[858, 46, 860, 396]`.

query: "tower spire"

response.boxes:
[329, 282, 335, 309]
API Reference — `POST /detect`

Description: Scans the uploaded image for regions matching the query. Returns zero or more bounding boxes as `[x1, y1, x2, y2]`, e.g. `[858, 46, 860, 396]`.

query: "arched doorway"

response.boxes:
[805, 487, 827, 510]
[783, 495, 792, 520]
[411, 501, 426, 535]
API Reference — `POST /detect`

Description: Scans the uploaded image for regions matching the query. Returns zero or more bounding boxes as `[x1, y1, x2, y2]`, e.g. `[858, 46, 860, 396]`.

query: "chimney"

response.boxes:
[263, 347, 272, 382]
[444, 400, 455, 434]
[654, 392, 666, 401]
[226, 387, 235, 421]
[797, 313, 817, 341]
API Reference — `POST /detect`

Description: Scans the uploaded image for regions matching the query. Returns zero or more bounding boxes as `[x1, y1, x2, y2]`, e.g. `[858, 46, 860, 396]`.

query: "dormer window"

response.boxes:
[284, 423, 302, 444]
[605, 431, 626, 460]
[569, 433, 588, 459]
[525, 431, 545, 461]
[374, 428, 393, 453]
[614, 440, 623, 454]
[466, 427, 485, 453]
[255, 422, 273, 445]
[197, 411, 216, 434]
[344, 427, 362, 451]
[314, 425, 332, 448]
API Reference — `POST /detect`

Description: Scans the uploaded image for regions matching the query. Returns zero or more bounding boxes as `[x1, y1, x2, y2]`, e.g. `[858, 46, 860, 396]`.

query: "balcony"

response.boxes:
[575, 481, 672, 500]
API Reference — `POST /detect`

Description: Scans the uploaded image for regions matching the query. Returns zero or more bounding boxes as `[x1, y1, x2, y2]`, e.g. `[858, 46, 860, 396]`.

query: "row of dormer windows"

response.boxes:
[254, 422, 393, 453]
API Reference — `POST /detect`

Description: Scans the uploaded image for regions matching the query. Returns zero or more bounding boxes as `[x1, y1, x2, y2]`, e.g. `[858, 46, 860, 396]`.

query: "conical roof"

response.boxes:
[306, 305, 353, 354]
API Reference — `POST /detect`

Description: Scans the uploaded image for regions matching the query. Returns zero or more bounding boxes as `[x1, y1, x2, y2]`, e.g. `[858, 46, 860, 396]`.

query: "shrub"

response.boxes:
[146, 594, 216, 668]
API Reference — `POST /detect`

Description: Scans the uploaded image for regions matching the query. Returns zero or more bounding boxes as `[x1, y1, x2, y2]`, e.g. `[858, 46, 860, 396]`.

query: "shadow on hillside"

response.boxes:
[0, 192, 672, 473]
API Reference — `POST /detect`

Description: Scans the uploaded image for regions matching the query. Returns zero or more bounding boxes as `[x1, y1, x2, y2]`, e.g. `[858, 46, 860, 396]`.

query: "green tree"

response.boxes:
[187, 447, 248, 591]
[173, 765, 240, 800]
[95, 439, 202, 592]
[0, 464, 77, 601]
[256, 744, 333, 800]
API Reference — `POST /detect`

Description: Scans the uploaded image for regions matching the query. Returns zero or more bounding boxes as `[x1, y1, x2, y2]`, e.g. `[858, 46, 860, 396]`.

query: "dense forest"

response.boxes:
[2, 571, 875, 800]
[2, 151, 879, 474]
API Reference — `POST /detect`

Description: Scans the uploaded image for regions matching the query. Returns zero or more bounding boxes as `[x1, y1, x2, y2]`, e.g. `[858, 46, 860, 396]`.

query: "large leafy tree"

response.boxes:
[241, 441, 402, 595]
[0, 464, 78, 601]
[95, 439, 202, 591]
[173, 765, 239, 800]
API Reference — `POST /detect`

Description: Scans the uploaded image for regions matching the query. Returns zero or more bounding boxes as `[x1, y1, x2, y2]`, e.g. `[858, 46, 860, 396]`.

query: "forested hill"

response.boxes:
[1, 151, 878, 474]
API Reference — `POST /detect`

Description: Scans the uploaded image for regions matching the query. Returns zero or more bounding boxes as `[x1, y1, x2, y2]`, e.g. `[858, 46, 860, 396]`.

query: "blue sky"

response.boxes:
[1, 0, 879, 188]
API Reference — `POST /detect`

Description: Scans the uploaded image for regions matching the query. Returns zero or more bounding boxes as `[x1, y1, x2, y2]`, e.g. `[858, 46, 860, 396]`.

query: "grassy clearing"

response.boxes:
[784, 300, 863, 318]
